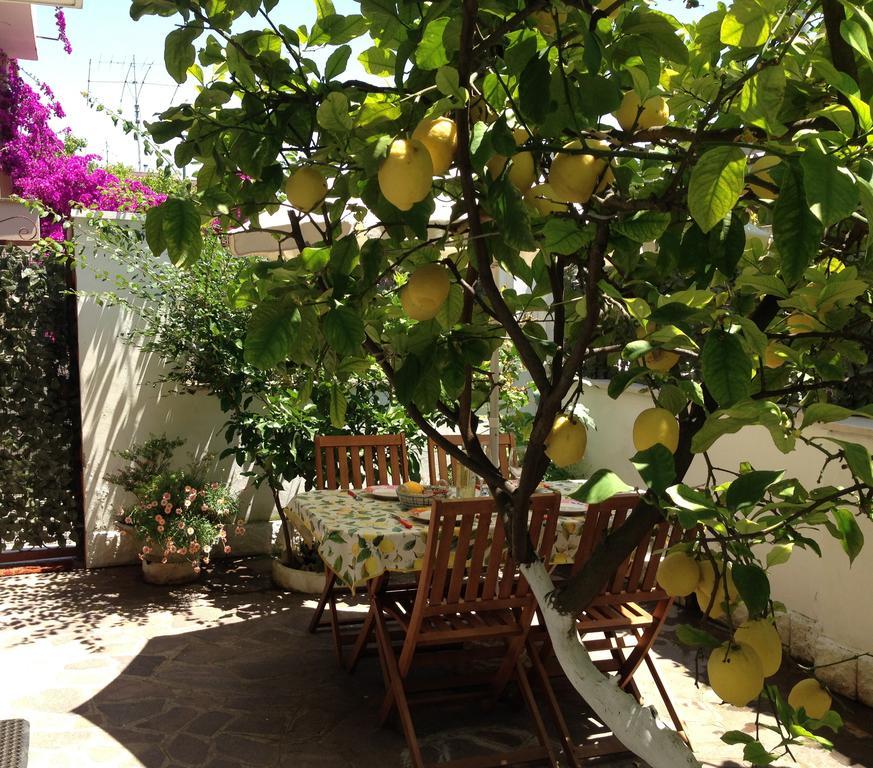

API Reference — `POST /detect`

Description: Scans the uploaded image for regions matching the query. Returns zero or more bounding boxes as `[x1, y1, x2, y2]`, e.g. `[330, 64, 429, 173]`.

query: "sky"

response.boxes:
[22, 0, 711, 171]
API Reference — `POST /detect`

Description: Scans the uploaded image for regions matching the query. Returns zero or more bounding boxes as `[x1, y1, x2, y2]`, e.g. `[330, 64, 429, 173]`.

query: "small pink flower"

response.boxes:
[175, 508, 183, 515]
[186, 526, 194, 535]
[177, 547, 187, 556]
[223, 545, 231, 554]
[161, 557, 168, 564]
[203, 545, 212, 554]
[184, 500, 191, 508]
[124, 516, 132, 524]
[155, 514, 165, 525]
[211, 482, 219, 489]
[184, 486, 192, 492]
[190, 542, 201, 553]
[157, 525, 165, 533]
[177, 521, 185, 530]
[235, 526, 245, 536]
[142, 545, 151, 554]
[162, 492, 171, 501]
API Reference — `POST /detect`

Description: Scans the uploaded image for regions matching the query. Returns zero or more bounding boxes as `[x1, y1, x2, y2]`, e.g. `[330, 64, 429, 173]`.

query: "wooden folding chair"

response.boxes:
[371, 495, 562, 768]
[308, 434, 410, 664]
[426, 433, 515, 485]
[529, 494, 692, 765]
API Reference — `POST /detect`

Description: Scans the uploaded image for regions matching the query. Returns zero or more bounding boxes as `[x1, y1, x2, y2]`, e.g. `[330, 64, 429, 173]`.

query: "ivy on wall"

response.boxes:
[0, 246, 81, 551]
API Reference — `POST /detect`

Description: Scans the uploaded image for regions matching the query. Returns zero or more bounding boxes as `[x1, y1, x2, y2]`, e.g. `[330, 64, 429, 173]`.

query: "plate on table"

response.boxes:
[365, 485, 398, 500]
[560, 498, 586, 514]
[406, 506, 432, 522]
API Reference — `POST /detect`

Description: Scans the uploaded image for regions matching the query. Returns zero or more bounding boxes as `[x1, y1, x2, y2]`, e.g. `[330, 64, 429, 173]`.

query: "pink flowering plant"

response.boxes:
[106, 436, 242, 570]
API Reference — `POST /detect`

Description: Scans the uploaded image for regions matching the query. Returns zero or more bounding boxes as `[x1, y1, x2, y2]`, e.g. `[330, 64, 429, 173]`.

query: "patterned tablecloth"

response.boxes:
[289, 481, 587, 587]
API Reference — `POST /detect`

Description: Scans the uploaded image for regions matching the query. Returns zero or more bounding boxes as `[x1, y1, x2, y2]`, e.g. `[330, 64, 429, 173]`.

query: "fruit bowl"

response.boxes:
[396, 483, 448, 509]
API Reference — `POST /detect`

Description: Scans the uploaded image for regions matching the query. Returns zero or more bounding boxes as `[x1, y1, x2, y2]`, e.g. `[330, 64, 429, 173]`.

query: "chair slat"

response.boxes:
[338, 447, 350, 488]
[325, 447, 337, 490]
[314, 433, 409, 490]
[446, 512, 477, 603]
[389, 445, 401, 484]
[376, 449, 388, 485]
[427, 433, 516, 484]
[429, 512, 457, 602]
[350, 452, 362, 488]
[363, 446, 376, 486]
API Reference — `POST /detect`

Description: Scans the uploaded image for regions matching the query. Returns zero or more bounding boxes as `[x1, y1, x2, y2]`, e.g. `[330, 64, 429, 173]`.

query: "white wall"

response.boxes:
[73, 214, 279, 568]
[579, 380, 873, 658]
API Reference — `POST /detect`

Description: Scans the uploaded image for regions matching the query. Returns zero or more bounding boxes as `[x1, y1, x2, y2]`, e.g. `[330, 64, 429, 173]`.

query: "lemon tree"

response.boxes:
[134, 0, 873, 764]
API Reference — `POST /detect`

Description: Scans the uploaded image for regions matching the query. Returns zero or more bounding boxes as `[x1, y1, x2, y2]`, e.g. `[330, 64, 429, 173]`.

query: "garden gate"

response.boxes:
[0, 245, 84, 567]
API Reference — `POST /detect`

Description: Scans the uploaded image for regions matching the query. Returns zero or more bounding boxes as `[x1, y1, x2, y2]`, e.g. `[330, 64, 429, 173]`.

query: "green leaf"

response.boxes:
[143, 205, 166, 257]
[415, 17, 450, 70]
[841, 18, 872, 63]
[801, 403, 868, 428]
[317, 91, 353, 132]
[732, 563, 770, 616]
[622, 11, 689, 64]
[435, 65, 462, 98]
[607, 367, 647, 399]
[324, 44, 351, 79]
[691, 399, 787, 453]
[571, 470, 634, 504]
[611, 212, 671, 243]
[164, 26, 199, 84]
[701, 329, 752, 407]
[435, 283, 464, 329]
[766, 543, 793, 567]
[721, 730, 756, 746]
[829, 439, 873, 484]
[358, 46, 395, 76]
[743, 741, 778, 766]
[676, 624, 723, 649]
[160, 198, 202, 268]
[688, 146, 746, 233]
[323, 306, 365, 357]
[800, 146, 858, 228]
[630, 444, 675, 495]
[831, 507, 864, 563]
[519, 53, 552, 123]
[244, 296, 300, 370]
[541, 218, 590, 255]
[720, 0, 771, 47]
[725, 470, 783, 511]
[486, 180, 535, 251]
[329, 383, 348, 429]
[300, 246, 330, 271]
[772, 165, 823, 284]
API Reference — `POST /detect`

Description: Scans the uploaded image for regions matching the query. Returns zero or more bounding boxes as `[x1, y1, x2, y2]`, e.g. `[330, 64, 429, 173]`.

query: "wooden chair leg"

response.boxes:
[643, 652, 689, 743]
[329, 589, 345, 666]
[526, 636, 581, 768]
[372, 606, 424, 768]
[308, 569, 336, 633]
[516, 653, 559, 767]
[347, 604, 375, 673]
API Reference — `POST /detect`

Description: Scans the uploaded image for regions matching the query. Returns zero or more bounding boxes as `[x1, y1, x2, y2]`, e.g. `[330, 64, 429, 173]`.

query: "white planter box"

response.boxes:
[271, 559, 325, 594]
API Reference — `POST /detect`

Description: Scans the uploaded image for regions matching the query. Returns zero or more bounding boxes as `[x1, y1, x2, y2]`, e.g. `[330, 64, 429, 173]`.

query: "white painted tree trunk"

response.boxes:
[520, 560, 701, 768]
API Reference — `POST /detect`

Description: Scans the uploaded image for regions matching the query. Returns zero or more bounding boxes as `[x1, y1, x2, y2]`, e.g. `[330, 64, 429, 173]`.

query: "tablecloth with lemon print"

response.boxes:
[289, 481, 586, 587]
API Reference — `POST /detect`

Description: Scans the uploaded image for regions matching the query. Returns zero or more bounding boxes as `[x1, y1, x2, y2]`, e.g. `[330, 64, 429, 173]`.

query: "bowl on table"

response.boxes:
[396, 481, 449, 509]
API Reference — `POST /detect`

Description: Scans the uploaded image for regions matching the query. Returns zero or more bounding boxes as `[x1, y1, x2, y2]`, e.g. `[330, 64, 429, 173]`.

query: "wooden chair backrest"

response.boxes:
[314, 434, 410, 490]
[571, 494, 691, 605]
[426, 433, 516, 485]
[412, 494, 561, 616]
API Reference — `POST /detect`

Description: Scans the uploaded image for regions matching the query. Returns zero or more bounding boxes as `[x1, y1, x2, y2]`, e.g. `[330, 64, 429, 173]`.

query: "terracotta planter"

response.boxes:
[271, 558, 324, 594]
[142, 557, 200, 586]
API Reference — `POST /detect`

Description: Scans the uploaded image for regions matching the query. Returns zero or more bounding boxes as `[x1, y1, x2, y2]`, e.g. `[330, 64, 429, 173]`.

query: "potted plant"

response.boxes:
[270, 526, 325, 594]
[107, 436, 243, 585]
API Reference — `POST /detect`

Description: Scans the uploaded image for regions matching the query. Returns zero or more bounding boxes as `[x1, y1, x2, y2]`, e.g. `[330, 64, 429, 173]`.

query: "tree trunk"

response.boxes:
[521, 560, 701, 768]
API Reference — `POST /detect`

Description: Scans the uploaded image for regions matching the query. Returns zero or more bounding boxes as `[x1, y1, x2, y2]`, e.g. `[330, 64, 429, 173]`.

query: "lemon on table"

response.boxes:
[788, 678, 832, 719]
[708, 642, 764, 706]
[734, 619, 783, 677]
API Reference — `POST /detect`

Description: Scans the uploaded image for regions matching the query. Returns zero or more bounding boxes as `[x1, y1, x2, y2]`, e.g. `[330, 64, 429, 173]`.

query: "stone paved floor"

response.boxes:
[1, 558, 871, 768]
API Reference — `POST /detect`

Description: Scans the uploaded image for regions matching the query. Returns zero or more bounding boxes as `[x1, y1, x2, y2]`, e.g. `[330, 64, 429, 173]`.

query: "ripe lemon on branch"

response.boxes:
[285, 167, 327, 213]
[487, 128, 536, 193]
[708, 642, 765, 706]
[548, 139, 613, 204]
[614, 91, 670, 132]
[400, 263, 451, 322]
[545, 414, 587, 467]
[656, 551, 699, 597]
[788, 678, 832, 719]
[378, 138, 433, 211]
[524, 183, 568, 215]
[632, 407, 679, 454]
[412, 116, 457, 175]
[734, 619, 783, 677]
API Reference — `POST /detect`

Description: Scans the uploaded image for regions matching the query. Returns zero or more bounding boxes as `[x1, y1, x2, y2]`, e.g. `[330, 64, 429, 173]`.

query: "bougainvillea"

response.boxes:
[0, 55, 164, 239]
[54, 8, 72, 55]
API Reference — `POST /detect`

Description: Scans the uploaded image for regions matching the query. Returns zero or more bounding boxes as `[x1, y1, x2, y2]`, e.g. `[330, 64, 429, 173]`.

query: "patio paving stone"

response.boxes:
[1, 557, 871, 768]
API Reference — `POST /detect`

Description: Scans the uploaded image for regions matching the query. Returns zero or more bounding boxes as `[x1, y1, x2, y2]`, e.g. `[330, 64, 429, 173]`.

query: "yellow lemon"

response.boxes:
[708, 642, 765, 706]
[523, 183, 568, 215]
[637, 323, 680, 372]
[788, 678, 832, 719]
[614, 91, 670, 132]
[632, 407, 680, 454]
[379, 538, 396, 555]
[735, 619, 783, 677]
[785, 312, 818, 335]
[400, 263, 451, 321]
[399, 481, 425, 494]
[657, 551, 700, 597]
[747, 156, 780, 200]
[697, 558, 739, 601]
[487, 128, 536, 192]
[696, 585, 727, 618]
[364, 555, 380, 576]
[412, 116, 457, 175]
[548, 139, 613, 204]
[545, 414, 588, 467]
[378, 138, 433, 211]
[763, 341, 786, 369]
[284, 167, 327, 213]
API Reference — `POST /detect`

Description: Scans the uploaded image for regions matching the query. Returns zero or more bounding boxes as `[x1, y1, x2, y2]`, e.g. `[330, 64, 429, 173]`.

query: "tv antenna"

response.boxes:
[86, 55, 180, 171]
